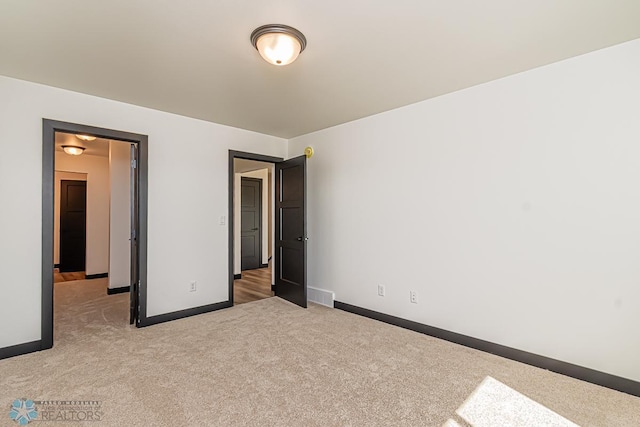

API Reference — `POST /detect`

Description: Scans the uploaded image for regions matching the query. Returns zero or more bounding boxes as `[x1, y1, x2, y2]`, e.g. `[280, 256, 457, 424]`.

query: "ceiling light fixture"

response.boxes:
[250, 24, 307, 66]
[75, 134, 96, 141]
[62, 145, 85, 156]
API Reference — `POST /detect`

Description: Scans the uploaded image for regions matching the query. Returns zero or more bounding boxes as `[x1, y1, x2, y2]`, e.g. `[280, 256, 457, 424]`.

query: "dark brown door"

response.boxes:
[241, 177, 262, 271]
[275, 155, 307, 308]
[59, 180, 86, 272]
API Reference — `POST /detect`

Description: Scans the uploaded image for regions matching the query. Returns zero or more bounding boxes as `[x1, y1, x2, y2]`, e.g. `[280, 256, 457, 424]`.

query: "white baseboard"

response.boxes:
[308, 286, 335, 307]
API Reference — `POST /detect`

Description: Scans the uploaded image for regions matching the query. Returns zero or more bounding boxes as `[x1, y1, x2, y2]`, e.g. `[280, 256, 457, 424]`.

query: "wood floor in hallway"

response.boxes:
[53, 266, 272, 304]
[53, 268, 85, 283]
[234, 265, 273, 305]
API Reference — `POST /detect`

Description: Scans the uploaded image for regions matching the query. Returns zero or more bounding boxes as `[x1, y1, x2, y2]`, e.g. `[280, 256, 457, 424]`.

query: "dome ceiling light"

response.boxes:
[250, 24, 307, 66]
[62, 145, 85, 156]
[75, 134, 96, 141]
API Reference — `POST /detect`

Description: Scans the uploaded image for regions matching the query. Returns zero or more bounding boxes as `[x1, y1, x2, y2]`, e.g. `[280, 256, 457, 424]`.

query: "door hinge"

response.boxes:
[131, 229, 136, 240]
[131, 159, 137, 169]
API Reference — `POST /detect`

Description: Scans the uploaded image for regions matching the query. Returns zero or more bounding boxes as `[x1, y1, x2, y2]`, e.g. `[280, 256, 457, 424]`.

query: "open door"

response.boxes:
[275, 155, 307, 307]
[129, 144, 140, 324]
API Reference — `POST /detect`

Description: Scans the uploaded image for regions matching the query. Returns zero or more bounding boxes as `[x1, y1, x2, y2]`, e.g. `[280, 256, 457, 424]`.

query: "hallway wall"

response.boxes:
[55, 152, 110, 275]
[109, 141, 132, 289]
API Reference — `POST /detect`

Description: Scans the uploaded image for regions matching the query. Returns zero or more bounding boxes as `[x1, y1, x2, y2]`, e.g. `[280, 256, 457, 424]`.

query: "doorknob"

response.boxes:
[296, 236, 309, 241]
[251, 228, 259, 231]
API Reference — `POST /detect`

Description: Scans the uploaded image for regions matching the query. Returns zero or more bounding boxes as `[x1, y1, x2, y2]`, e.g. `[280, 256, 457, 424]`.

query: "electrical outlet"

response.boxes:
[410, 290, 418, 304]
[378, 284, 385, 297]
[189, 281, 197, 292]
[219, 215, 226, 225]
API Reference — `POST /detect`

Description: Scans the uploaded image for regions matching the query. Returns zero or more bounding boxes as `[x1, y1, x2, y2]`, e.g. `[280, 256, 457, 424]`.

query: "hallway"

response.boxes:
[54, 268, 85, 283]
[234, 266, 272, 305]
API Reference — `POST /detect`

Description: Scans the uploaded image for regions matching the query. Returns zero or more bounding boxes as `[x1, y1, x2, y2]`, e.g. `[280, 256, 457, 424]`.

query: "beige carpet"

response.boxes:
[1, 278, 639, 426]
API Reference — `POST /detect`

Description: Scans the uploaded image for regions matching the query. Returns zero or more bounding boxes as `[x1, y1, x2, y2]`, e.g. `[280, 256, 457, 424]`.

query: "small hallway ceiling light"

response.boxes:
[75, 134, 96, 141]
[62, 145, 85, 156]
[251, 24, 307, 66]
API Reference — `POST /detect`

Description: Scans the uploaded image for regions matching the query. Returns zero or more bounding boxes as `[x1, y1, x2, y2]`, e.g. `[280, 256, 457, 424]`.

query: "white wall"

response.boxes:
[53, 171, 87, 266]
[109, 141, 131, 289]
[289, 39, 640, 382]
[0, 75, 286, 348]
[234, 167, 271, 275]
[55, 152, 110, 275]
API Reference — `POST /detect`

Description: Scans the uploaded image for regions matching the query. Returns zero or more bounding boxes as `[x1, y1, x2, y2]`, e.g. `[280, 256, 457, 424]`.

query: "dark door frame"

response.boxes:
[42, 119, 149, 350]
[228, 150, 283, 304]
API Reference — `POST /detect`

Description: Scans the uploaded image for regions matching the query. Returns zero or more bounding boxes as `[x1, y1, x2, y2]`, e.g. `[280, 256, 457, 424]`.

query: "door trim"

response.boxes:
[42, 119, 149, 351]
[228, 150, 283, 305]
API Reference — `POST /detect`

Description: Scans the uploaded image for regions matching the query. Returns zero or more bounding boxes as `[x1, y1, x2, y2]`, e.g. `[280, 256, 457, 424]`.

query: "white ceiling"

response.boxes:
[2, 1, 639, 138]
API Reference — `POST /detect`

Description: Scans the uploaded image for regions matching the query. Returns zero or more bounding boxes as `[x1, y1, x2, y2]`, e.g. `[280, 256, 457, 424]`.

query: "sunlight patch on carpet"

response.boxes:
[444, 376, 579, 427]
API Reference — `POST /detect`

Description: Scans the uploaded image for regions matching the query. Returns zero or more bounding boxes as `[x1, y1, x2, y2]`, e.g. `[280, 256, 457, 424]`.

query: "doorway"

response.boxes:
[42, 119, 148, 351]
[228, 150, 308, 308]
[233, 158, 274, 305]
